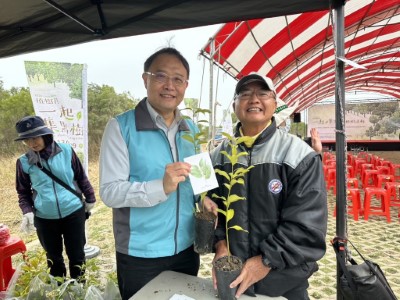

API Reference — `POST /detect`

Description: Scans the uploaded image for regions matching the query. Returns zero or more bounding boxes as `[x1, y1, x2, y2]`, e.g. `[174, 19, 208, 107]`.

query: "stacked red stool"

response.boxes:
[390, 163, 400, 181]
[334, 189, 361, 221]
[363, 187, 391, 223]
[385, 182, 400, 218]
[0, 233, 26, 291]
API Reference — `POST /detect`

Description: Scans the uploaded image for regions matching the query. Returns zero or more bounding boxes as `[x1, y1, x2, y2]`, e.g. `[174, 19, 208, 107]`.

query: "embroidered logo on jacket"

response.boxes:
[269, 179, 283, 194]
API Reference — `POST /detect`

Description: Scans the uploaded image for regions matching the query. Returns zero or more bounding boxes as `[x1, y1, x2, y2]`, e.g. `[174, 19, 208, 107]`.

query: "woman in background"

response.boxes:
[15, 115, 96, 281]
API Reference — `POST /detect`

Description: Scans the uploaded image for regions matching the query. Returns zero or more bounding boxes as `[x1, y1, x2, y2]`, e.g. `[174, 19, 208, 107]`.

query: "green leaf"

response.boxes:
[217, 208, 226, 216]
[229, 225, 248, 232]
[182, 135, 195, 143]
[211, 193, 226, 201]
[196, 108, 211, 114]
[215, 169, 230, 181]
[222, 132, 234, 140]
[236, 136, 255, 145]
[220, 150, 233, 162]
[223, 183, 231, 191]
[226, 209, 234, 221]
[227, 194, 246, 203]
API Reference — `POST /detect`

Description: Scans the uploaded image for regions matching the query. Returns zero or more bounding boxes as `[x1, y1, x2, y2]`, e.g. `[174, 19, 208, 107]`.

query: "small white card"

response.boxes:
[184, 152, 219, 195]
[169, 294, 195, 300]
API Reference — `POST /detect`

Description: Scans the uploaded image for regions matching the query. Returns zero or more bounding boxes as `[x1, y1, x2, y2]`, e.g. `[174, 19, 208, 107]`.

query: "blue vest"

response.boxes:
[19, 143, 83, 219]
[116, 109, 197, 257]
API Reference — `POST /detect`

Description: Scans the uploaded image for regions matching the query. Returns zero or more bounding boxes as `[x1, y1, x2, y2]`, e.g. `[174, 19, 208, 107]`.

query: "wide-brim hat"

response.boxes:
[273, 98, 299, 126]
[235, 72, 276, 94]
[15, 116, 53, 141]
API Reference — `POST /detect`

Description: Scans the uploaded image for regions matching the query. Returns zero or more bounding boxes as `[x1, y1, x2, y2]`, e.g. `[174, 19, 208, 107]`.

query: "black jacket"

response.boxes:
[210, 120, 327, 297]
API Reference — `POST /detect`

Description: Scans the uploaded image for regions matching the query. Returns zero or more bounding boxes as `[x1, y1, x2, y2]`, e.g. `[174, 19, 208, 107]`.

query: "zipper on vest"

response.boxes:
[160, 128, 179, 254]
[45, 162, 63, 219]
[247, 148, 253, 258]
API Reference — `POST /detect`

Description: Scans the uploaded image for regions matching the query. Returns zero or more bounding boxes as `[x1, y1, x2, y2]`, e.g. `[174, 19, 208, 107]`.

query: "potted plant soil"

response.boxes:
[193, 193, 217, 254]
[211, 134, 254, 300]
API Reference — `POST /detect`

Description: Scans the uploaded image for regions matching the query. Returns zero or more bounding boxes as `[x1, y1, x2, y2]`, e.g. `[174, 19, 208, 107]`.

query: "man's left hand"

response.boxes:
[202, 196, 218, 217]
[229, 255, 271, 298]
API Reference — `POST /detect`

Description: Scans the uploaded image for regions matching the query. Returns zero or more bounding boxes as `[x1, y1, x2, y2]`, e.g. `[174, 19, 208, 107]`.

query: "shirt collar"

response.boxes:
[239, 120, 272, 148]
[145, 99, 183, 127]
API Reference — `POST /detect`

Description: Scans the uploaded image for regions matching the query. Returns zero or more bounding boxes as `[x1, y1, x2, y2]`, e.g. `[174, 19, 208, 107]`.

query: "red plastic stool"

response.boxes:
[0, 236, 26, 291]
[326, 168, 336, 194]
[354, 159, 367, 178]
[376, 166, 391, 175]
[323, 163, 336, 182]
[360, 163, 374, 178]
[347, 177, 359, 189]
[323, 152, 335, 164]
[334, 188, 361, 221]
[376, 160, 392, 168]
[361, 169, 378, 188]
[363, 187, 391, 223]
[346, 165, 355, 178]
[385, 182, 400, 207]
[376, 174, 394, 188]
[390, 164, 400, 181]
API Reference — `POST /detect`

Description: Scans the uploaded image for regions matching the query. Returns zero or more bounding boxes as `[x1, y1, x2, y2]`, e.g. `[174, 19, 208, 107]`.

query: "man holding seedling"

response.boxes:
[99, 47, 217, 300]
[210, 73, 327, 300]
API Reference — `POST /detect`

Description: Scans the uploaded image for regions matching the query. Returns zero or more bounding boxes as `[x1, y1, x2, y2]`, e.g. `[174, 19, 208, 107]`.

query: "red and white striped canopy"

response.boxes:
[201, 0, 400, 112]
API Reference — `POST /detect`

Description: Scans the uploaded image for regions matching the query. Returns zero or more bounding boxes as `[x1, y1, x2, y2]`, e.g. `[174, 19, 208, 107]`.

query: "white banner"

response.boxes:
[308, 102, 400, 141]
[24, 61, 88, 171]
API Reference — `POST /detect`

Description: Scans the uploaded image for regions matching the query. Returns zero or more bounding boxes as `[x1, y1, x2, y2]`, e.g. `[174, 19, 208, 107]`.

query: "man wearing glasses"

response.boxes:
[209, 73, 327, 299]
[99, 47, 216, 299]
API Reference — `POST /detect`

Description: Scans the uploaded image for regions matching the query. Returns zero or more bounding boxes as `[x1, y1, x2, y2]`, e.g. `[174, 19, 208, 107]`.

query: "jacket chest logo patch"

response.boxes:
[268, 179, 282, 194]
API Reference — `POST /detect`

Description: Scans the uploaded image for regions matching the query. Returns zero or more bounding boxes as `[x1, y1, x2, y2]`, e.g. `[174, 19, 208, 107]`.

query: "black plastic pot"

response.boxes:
[194, 212, 216, 254]
[214, 255, 243, 300]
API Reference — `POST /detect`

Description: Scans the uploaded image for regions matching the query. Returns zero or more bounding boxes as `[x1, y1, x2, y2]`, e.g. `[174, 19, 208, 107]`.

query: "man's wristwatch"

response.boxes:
[261, 255, 276, 270]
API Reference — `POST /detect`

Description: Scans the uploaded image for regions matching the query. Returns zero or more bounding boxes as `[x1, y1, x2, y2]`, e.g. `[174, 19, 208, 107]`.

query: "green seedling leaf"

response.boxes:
[182, 134, 195, 143]
[217, 208, 226, 216]
[223, 183, 232, 191]
[211, 193, 226, 201]
[226, 208, 234, 221]
[227, 194, 246, 203]
[215, 169, 230, 181]
[229, 225, 248, 232]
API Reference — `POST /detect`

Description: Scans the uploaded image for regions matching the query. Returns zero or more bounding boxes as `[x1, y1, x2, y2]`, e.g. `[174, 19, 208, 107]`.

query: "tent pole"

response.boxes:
[334, 2, 346, 300]
[209, 38, 215, 142]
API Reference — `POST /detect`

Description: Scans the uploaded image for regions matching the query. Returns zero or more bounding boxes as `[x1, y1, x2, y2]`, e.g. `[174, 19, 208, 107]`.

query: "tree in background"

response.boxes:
[0, 87, 34, 154]
[0, 80, 10, 99]
[87, 84, 138, 156]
